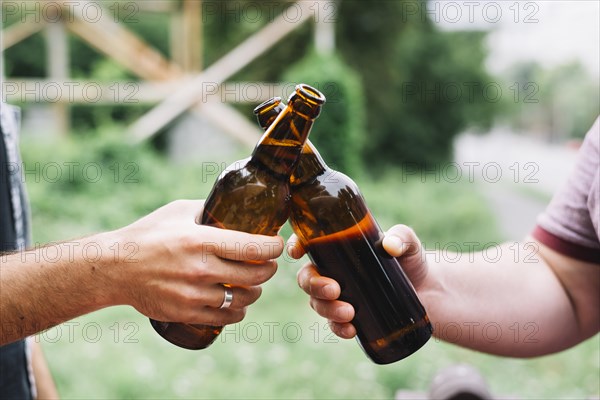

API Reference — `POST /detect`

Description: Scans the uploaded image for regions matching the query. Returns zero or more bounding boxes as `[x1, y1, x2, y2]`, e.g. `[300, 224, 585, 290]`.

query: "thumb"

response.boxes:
[382, 224, 422, 259]
[382, 235, 405, 257]
[286, 234, 307, 259]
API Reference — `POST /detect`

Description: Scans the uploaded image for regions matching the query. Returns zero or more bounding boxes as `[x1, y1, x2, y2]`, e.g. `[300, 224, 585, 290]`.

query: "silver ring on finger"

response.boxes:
[219, 285, 234, 309]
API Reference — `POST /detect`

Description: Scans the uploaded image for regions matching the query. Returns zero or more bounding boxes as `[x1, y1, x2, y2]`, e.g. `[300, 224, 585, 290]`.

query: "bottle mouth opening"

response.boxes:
[253, 97, 283, 115]
[296, 84, 326, 105]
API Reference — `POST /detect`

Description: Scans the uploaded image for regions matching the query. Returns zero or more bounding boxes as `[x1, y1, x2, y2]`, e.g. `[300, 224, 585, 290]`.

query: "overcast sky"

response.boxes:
[431, 0, 599, 77]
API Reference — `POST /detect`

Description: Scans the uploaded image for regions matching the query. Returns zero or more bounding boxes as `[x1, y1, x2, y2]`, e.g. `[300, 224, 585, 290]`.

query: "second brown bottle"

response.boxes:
[150, 84, 326, 350]
[255, 98, 433, 364]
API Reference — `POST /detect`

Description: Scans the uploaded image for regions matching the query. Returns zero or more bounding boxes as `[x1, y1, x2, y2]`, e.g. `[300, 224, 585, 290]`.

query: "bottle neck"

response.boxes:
[254, 97, 328, 183]
[250, 107, 317, 177]
[252, 87, 325, 178]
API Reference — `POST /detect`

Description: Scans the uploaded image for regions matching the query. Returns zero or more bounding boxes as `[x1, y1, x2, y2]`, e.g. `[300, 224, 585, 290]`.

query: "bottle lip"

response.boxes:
[295, 84, 326, 105]
[253, 97, 283, 115]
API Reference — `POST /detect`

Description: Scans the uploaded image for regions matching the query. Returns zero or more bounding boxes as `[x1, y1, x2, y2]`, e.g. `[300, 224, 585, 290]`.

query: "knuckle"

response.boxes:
[329, 321, 341, 335]
[270, 237, 285, 257]
[179, 233, 201, 252]
[227, 309, 246, 324]
[296, 267, 306, 287]
[265, 260, 278, 276]
[296, 264, 313, 292]
[188, 262, 212, 281]
[177, 309, 200, 324]
[246, 286, 262, 305]
[390, 224, 411, 236]
[309, 297, 317, 312]
[241, 241, 261, 260]
[199, 237, 220, 254]
[402, 226, 419, 242]
[310, 299, 328, 319]
[180, 288, 208, 309]
[251, 262, 277, 285]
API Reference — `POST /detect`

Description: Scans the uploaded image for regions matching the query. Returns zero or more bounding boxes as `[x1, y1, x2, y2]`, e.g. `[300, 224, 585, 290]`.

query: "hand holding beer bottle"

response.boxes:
[255, 98, 432, 364]
[151, 85, 326, 350]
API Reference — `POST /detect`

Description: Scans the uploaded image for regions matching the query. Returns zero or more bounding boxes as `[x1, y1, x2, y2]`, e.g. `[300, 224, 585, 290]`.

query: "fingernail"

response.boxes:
[387, 236, 403, 251]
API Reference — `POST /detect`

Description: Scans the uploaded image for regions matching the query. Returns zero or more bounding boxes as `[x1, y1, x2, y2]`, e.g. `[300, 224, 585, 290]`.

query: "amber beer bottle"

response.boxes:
[150, 84, 326, 350]
[254, 98, 432, 364]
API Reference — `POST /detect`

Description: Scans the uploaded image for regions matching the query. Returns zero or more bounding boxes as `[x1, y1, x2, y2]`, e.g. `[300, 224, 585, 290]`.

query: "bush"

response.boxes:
[284, 51, 366, 175]
[20, 126, 216, 243]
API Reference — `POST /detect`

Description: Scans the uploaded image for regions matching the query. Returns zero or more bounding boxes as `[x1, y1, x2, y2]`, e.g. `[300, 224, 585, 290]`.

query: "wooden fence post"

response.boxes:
[45, 19, 70, 135]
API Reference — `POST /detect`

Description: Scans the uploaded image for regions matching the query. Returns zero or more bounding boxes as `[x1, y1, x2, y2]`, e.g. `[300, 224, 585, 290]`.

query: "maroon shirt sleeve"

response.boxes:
[532, 118, 600, 264]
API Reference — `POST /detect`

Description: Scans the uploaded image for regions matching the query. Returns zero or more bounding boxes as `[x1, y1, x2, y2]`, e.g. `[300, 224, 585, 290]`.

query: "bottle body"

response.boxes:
[151, 84, 325, 350]
[289, 154, 432, 364]
[253, 98, 432, 364]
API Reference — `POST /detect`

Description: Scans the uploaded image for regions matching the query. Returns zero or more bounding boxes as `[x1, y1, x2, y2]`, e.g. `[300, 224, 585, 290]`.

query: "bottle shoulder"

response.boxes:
[212, 159, 290, 196]
[218, 157, 251, 179]
[293, 168, 360, 196]
[289, 171, 371, 237]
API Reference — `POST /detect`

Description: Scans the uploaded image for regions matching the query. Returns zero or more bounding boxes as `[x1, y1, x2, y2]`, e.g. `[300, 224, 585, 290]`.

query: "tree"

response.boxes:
[5, 0, 498, 168]
[335, 0, 497, 167]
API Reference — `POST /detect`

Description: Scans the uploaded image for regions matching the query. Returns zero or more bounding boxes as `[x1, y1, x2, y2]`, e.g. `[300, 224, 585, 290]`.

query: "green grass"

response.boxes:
[21, 131, 599, 399]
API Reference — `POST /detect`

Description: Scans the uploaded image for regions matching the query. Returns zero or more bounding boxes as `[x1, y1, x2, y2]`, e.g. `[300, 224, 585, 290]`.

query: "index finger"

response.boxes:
[208, 258, 278, 287]
[297, 262, 341, 300]
[198, 227, 284, 261]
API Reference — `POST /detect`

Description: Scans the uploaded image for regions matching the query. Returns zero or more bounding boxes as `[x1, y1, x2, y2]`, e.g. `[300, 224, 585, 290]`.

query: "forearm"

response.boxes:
[420, 241, 587, 357]
[0, 234, 119, 345]
[1, 200, 284, 346]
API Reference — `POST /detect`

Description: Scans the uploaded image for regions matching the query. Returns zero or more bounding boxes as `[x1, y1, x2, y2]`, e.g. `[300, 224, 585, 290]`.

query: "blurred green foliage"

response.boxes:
[20, 130, 599, 399]
[5, 0, 498, 169]
[335, 2, 496, 167]
[284, 51, 365, 175]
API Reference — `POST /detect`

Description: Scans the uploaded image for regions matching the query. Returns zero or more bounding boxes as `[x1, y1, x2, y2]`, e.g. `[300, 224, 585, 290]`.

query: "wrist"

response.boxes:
[417, 253, 446, 324]
[80, 230, 128, 309]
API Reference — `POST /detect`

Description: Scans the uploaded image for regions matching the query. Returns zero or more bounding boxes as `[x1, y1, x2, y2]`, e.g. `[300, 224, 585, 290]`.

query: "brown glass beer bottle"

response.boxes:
[254, 98, 432, 364]
[150, 84, 326, 350]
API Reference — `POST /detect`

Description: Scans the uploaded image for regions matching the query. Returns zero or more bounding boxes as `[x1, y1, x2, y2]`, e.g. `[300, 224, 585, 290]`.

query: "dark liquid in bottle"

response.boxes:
[150, 320, 220, 350]
[306, 213, 432, 364]
[288, 153, 432, 364]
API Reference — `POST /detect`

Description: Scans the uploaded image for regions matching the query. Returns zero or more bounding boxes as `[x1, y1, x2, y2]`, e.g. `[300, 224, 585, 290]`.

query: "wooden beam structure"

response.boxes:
[1, 20, 47, 51]
[194, 102, 263, 148]
[182, 0, 203, 73]
[128, 1, 315, 143]
[314, 0, 337, 55]
[58, 0, 181, 81]
[134, 1, 178, 13]
[45, 21, 69, 134]
[1, 0, 329, 146]
[2, 80, 289, 105]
